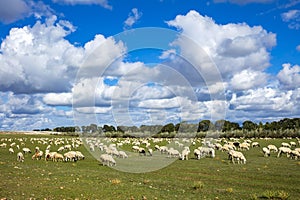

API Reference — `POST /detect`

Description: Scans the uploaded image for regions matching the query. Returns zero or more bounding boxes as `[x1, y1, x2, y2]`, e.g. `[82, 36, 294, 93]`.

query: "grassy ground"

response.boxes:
[0, 134, 299, 200]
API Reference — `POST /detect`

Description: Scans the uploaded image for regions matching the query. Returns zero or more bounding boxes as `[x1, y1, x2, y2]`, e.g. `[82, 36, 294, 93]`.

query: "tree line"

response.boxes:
[39, 117, 300, 138]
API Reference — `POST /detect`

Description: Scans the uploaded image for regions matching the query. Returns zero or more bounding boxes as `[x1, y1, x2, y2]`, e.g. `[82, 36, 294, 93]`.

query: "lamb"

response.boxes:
[262, 147, 270, 157]
[100, 154, 116, 166]
[9, 147, 14, 154]
[17, 152, 24, 162]
[194, 149, 201, 160]
[277, 147, 291, 158]
[22, 147, 31, 154]
[267, 144, 278, 152]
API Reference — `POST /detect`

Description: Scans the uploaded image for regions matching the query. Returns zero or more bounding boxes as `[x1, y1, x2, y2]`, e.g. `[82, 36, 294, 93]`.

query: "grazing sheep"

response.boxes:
[22, 147, 31, 154]
[290, 150, 300, 160]
[159, 146, 168, 154]
[9, 147, 14, 154]
[118, 151, 128, 159]
[132, 145, 140, 152]
[194, 149, 201, 160]
[138, 148, 146, 156]
[228, 150, 246, 164]
[0, 143, 7, 148]
[239, 143, 250, 151]
[277, 147, 291, 158]
[197, 147, 215, 158]
[53, 153, 64, 162]
[167, 148, 181, 158]
[267, 144, 278, 152]
[251, 142, 260, 148]
[32, 151, 43, 160]
[214, 143, 222, 150]
[75, 151, 85, 160]
[45, 152, 57, 161]
[17, 152, 24, 162]
[262, 147, 270, 157]
[64, 151, 77, 162]
[100, 154, 116, 166]
[281, 142, 291, 148]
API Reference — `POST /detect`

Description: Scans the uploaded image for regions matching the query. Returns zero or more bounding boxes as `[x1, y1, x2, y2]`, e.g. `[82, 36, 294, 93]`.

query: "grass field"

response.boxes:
[0, 133, 299, 200]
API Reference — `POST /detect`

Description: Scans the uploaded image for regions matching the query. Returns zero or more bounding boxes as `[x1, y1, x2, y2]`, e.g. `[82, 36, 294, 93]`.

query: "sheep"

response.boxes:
[281, 142, 291, 148]
[132, 145, 140, 152]
[32, 151, 43, 160]
[0, 143, 7, 148]
[17, 152, 24, 162]
[9, 147, 14, 154]
[53, 153, 64, 162]
[138, 148, 146, 156]
[57, 146, 65, 152]
[22, 147, 31, 154]
[267, 144, 278, 152]
[277, 147, 291, 158]
[251, 142, 260, 148]
[100, 154, 116, 166]
[239, 143, 250, 151]
[290, 150, 300, 160]
[290, 141, 296, 147]
[159, 146, 168, 154]
[75, 151, 85, 160]
[228, 150, 246, 164]
[181, 147, 190, 160]
[148, 148, 153, 156]
[64, 151, 77, 162]
[118, 151, 128, 159]
[262, 147, 270, 157]
[45, 152, 57, 161]
[167, 148, 181, 158]
[194, 149, 201, 160]
[214, 143, 222, 150]
[198, 147, 215, 158]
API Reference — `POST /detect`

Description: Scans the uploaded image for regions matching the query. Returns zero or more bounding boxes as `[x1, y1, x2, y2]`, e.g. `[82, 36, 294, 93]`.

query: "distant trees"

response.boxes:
[38, 117, 300, 138]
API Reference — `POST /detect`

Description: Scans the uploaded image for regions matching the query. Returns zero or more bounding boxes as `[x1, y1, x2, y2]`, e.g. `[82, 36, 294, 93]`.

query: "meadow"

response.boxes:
[0, 133, 299, 200]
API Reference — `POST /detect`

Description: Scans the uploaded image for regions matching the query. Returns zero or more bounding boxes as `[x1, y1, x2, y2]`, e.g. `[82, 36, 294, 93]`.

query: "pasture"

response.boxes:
[0, 133, 300, 200]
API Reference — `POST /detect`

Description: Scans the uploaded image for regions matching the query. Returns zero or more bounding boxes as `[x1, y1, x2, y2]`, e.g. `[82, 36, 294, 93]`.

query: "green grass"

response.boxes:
[0, 134, 300, 199]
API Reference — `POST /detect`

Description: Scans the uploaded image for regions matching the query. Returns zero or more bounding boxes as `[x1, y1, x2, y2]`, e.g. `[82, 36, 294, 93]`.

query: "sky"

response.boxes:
[0, 0, 300, 131]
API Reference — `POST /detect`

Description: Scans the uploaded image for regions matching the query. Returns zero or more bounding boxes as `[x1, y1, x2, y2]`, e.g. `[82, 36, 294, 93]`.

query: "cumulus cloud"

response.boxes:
[52, 0, 112, 9]
[43, 93, 72, 106]
[277, 63, 300, 89]
[230, 70, 268, 90]
[123, 8, 142, 30]
[0, 0, 30, 23]
[167, 10, 276, 89]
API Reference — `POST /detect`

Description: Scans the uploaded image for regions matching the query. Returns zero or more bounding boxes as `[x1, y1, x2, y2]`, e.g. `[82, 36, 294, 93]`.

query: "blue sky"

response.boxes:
[0, 0, 300, 130]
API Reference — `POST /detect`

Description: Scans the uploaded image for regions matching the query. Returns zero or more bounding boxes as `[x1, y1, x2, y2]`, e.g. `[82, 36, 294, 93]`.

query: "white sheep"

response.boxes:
[281, 142, 291, 148]
[53, 153, 64, 162]
[22, 147, 31, 154]
[181, 147, 190, 160]
[148, 148, 153, 156]
[75, 151, 85, 160]
[198, 147, 215, 158]
[194, 149, 201, 160]
[0, 143, 7, 148]
[118, 151, 128, 159]
[277, 147, 291, 158]
[228, 150, 246, 164]
[262, 147, 270, 157]
[17, 152, 24, 162]
[100, 154, 116, 166]
[290, 150, 300, 160]
[267, 144, 278, 152]
[290, 141, 296, 147]
[251, 142, 260, 148]
[239, 142, 250, 151]
[64, 151, 77, 162]
[167, 148, 181, 158]
[45, 151, 57, 161]
[9, 147, 14, 154]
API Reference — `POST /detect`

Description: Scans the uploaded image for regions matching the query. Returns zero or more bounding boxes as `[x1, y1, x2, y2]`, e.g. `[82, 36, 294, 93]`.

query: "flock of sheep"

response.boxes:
[1, 136, 300, 166]
[0, 137, 85, 163]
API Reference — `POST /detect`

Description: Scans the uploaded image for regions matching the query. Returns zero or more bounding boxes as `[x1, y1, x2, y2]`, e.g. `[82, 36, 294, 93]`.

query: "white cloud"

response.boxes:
[281, 9, 300, 21]
[230, 70, 268, 90]
[52, 0, 112, 9]
[277, 63, 300, 89]
[0, 16, 82, 94]
[281, 10, 300, 29]
[123, 8, 142, 30]
[167, 10, 276, 88]
[297, 45, 300, 51]
[43, 93, 72, 106]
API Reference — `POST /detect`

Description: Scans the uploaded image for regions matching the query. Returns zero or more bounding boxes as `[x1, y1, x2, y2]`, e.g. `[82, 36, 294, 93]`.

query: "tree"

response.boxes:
[197, 120, 214, 132]
[242, 120, 257, 131]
